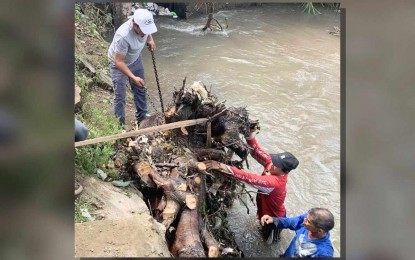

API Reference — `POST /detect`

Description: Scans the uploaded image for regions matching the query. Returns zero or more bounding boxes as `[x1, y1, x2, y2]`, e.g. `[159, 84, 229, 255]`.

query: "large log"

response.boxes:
[201, 224, 220, 257]
[148, 167, 187, 228]
[156, 169, 187, 202]
[172, 208, 206, 257]
[198, 171, 220, 257]
[162, 199, 181, 228]
[133, 161, 156, 188]
[170, 163, 208, 257]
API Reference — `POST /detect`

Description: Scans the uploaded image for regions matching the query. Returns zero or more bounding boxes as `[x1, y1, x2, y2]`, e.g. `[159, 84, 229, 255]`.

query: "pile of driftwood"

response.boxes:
[202, 13, 228, 32]
[126, 80, 258, 257]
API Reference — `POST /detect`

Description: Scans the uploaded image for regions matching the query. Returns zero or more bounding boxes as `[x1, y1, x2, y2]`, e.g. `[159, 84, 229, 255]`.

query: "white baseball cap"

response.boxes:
[133, 9, 157, 35]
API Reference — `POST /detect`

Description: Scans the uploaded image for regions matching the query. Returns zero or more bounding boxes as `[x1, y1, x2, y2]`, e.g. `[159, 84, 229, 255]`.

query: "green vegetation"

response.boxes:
[75, 2, 123, 177]
[75, 3, 114, 34]
[75, 3, 82, 20]
[75, 61, 122, 176]
[75, 196, 94, 223]
[74, 106, 122, 175]
[74, 68, 123, 178]
[75, 64, 89, 91]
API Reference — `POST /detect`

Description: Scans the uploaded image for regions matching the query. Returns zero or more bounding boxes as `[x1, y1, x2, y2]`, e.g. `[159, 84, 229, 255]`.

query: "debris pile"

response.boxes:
[124, 80, 259, 257]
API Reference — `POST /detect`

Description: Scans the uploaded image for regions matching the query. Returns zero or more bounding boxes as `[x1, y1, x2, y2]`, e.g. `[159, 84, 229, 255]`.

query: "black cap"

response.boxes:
[270, 152, 299, 172]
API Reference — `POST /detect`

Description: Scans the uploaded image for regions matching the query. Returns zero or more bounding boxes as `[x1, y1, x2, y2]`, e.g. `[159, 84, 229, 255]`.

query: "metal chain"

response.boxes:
[143, 85, 160, 116]
[150, 50, 165, 114]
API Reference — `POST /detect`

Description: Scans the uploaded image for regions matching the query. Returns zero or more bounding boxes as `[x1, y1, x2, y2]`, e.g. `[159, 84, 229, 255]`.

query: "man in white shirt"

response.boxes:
[108, 9, 157, 125]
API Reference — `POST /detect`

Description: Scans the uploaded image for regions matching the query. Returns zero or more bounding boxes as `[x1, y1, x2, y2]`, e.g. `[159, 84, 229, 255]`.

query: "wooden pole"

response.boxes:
[75, 118, 209, 147]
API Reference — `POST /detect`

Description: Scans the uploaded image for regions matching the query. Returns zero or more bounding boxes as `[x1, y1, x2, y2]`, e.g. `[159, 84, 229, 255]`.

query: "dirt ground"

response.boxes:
[75, 173, 170, 257]
[75, 215, 170, 257]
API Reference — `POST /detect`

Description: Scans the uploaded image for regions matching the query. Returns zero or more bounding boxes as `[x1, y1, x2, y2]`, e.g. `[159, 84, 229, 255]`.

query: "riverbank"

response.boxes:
[75, 3, 341, 257]
[74, 7, 170, 256]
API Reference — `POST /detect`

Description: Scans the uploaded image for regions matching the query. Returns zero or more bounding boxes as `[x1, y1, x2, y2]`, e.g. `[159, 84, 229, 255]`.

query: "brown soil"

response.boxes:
[74, 172, 171, 257]
[75, 215, 170, 257]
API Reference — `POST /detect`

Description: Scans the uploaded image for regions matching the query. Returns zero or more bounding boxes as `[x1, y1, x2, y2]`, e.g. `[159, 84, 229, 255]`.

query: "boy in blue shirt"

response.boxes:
[261, 207, 334, 257]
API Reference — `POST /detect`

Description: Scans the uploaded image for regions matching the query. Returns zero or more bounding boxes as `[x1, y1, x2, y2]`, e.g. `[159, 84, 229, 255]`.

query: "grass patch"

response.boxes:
[75, 92, 123, 175]
[75, 196, 94, 223]
[75, 111, 122, 175]
[75, 1, 127, 180]
[75, 64, 91, 92]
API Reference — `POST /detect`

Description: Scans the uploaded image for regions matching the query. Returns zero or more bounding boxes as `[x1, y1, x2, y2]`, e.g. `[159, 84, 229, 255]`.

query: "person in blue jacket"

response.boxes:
[261, 207, 335, 257]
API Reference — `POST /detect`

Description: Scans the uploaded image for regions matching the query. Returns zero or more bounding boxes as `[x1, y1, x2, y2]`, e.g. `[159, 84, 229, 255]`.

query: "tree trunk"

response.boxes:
[133, 161, 156, 188]
[113, 3, 131, 29]
[171, 208, 206, 257]
[148, 167, 187, 228]
[201, 224, 220, 257]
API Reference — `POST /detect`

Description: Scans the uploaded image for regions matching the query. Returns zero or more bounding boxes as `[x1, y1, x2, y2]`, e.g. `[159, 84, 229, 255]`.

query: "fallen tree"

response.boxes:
[119, 80, 258, 257]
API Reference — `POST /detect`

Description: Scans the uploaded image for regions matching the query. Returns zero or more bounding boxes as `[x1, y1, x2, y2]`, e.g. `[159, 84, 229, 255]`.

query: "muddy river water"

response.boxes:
[140, 3, 340, 257]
